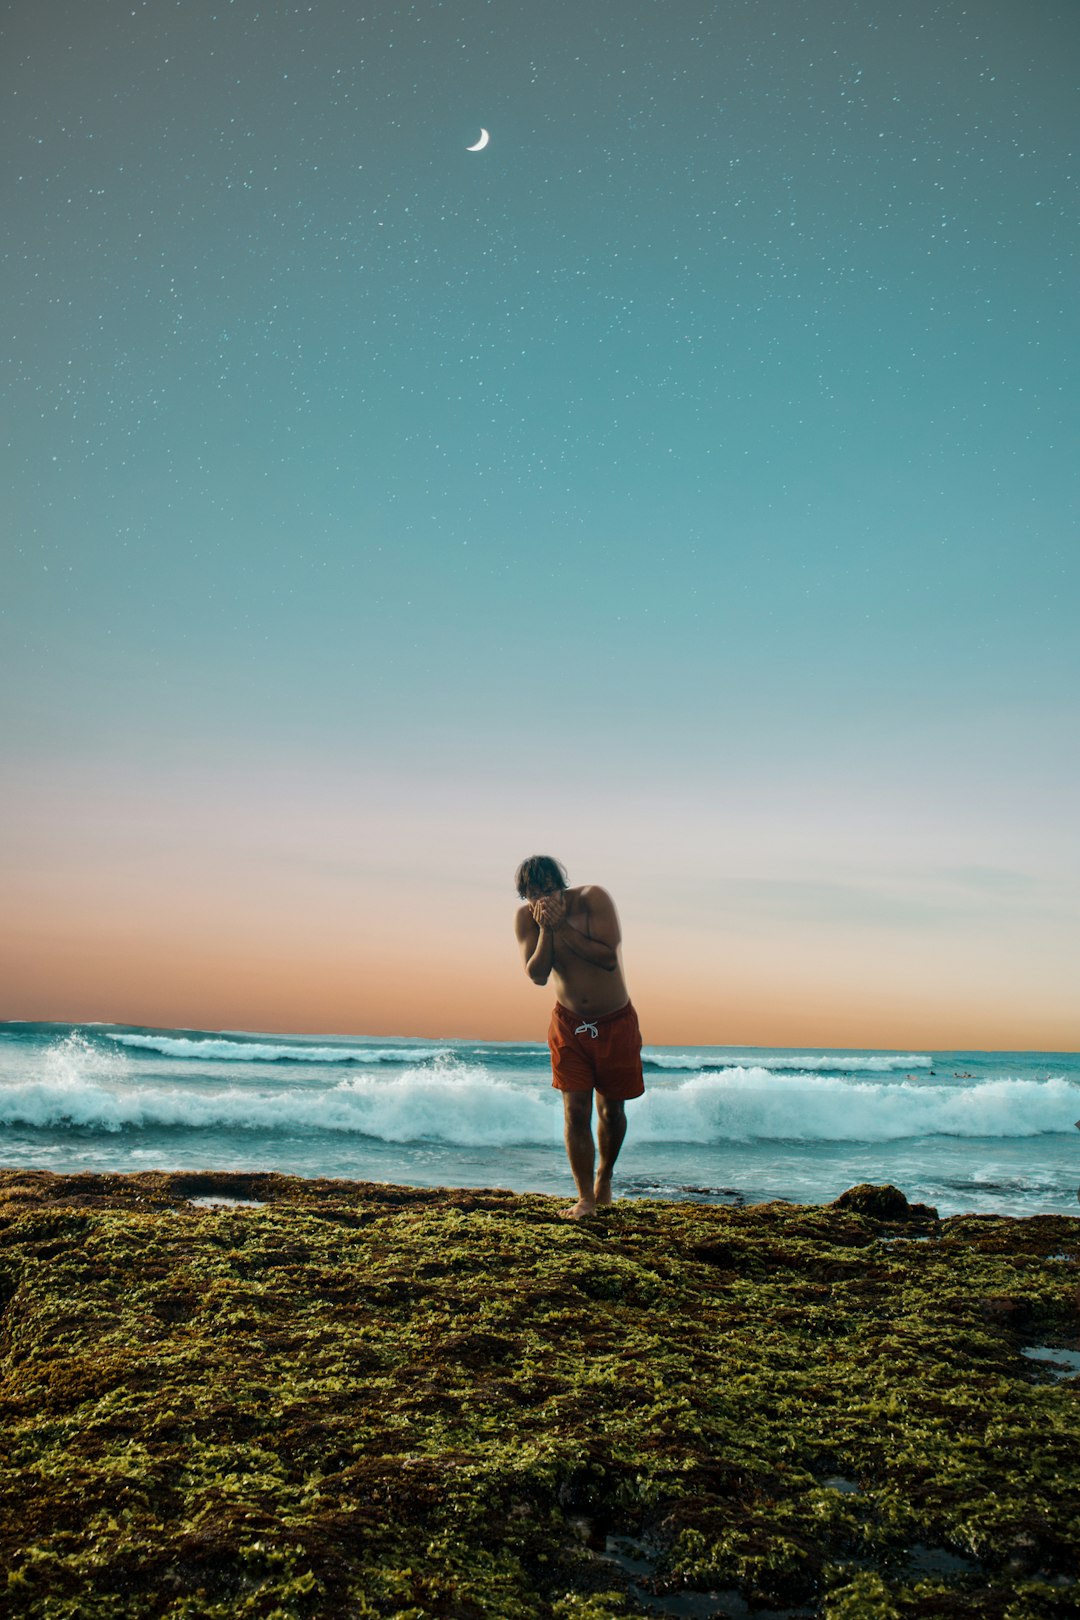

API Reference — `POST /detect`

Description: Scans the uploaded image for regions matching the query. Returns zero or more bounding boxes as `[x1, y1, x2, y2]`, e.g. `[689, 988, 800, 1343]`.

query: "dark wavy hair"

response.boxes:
[514, 854, 568, 899]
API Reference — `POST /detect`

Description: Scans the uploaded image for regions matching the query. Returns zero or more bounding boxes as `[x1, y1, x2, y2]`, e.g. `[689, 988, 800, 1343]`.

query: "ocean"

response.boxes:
[0, 1021, 1077, 1218]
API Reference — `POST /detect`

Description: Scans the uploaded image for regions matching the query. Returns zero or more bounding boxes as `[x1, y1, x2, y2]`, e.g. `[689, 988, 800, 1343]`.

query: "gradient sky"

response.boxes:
[3, 0, 1077, 1048]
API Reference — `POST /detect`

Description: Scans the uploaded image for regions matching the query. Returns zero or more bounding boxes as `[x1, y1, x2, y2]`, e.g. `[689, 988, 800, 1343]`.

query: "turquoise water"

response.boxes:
[1, 1021, 1077, 1217]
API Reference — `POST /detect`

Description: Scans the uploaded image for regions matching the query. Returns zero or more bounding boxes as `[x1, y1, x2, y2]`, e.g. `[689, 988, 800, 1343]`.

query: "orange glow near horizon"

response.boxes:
[3, 900, 1076, 1053]
[3, 758, 1077, 1055]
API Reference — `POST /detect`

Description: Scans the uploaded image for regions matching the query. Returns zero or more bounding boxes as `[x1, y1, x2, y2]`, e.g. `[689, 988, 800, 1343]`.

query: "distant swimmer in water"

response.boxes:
[513, 854, 644, 1220]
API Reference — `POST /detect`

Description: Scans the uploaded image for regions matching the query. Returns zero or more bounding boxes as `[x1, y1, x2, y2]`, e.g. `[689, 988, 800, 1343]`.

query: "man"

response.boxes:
[514, 855, 644, 1219]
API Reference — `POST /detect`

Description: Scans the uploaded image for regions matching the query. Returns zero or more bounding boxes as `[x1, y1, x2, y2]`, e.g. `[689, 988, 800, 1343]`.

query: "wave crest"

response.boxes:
[1, 1053, 1075, 1146]
[644, 1051, 933, 1074]
[105, 1034, 452, 1066]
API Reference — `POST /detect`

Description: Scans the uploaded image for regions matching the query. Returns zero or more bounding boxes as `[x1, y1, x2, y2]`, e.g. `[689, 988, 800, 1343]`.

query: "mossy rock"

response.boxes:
[1, 1170, 1078, 1618]
[830, 1183, 938, 1224]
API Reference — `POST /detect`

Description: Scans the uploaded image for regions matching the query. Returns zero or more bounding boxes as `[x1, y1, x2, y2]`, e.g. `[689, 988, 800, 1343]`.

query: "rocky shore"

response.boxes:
[1, 1169, 1078, 1618]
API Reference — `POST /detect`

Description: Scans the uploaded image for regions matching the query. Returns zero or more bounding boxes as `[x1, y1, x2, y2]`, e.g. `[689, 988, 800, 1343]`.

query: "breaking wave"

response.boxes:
[644, 1051, 934, 1074]
[105, 1034, 454, 1066]
[2, 1044, 1075, 1146]
[103, 1030, 934, 1080]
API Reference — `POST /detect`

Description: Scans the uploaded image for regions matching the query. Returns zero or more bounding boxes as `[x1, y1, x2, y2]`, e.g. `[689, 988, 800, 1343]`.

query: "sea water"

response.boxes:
[0, 1021, 1076, 1218]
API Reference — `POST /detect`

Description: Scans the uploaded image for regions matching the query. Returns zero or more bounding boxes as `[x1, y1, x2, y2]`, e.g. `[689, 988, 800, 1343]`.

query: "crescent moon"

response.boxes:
[466, 129, 490, 152]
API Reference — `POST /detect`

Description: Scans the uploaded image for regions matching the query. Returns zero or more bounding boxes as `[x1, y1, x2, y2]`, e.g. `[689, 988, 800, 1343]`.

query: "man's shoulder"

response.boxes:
[578, 884, 617, 913]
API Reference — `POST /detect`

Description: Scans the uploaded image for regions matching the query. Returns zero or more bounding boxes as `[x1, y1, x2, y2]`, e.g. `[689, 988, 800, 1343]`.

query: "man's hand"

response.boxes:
[531, 892, 567, 929]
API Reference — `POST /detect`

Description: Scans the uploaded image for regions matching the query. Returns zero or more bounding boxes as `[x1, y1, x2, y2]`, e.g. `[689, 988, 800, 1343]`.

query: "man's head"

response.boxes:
[515, 854, 568, 901]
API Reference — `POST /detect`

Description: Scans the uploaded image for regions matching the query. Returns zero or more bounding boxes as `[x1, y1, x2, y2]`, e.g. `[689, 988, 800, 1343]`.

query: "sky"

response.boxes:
[2, 0, 1077, 1048]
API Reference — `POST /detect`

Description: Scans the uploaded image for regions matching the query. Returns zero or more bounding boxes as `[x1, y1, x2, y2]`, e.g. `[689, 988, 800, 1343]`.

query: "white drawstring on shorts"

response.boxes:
[575, 1021, 599, 1039]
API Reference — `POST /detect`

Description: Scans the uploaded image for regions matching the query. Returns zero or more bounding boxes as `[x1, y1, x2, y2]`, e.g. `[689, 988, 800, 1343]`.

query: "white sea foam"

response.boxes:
[1, 1056, 1076, 1145]
[0, 1063, 555, 1144]
[105, 1034, 450, 1065]
[44, 1031, 128, 1085]
[633, 1068, 1078, 1144]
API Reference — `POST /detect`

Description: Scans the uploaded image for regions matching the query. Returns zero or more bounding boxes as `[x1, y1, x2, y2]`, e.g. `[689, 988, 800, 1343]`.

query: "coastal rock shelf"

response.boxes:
[1, 1171, 1078, 1619]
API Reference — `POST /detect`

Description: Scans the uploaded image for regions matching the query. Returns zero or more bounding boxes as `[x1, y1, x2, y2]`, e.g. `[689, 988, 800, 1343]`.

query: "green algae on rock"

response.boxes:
[1, 1170, 1078, 1619]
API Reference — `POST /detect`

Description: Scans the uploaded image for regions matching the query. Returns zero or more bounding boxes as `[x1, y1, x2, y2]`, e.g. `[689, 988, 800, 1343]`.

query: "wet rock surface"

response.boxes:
[1, 1171, 1079, 1618]
[829, 1183, 939, 1227]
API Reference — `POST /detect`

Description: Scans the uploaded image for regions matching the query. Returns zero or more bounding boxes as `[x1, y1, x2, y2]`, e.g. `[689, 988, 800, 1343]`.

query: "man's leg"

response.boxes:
[561, 1090, 596, 1219]
[594, 1094, 627, 1206]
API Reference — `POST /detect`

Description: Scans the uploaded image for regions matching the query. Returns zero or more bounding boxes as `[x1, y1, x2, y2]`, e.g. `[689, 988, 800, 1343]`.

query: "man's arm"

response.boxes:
[539, 886, 620, 972]
[515, 904, 555, 985]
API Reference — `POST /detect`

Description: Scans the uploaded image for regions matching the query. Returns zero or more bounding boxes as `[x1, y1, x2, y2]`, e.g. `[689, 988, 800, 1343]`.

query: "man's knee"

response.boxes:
[562, 1090, 593, 1127]
[595, 1095, 626, 1126]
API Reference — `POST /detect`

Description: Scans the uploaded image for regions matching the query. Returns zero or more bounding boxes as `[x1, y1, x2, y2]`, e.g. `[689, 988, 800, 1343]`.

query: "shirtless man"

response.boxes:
[514, 854, 644, 1219]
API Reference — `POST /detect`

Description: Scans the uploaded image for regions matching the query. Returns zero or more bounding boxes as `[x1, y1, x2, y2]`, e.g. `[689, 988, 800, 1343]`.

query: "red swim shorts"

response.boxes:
[547, 1002, 645, 1100]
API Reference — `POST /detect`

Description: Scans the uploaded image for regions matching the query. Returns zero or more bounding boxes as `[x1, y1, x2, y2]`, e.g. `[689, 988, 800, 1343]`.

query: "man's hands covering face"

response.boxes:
[530, 892, 567, 929]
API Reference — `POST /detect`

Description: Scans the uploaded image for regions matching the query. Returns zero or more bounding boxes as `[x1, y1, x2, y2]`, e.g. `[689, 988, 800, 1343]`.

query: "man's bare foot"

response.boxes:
[594, 1177, 613, 1206]
[560, 1198, 596, 1220]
